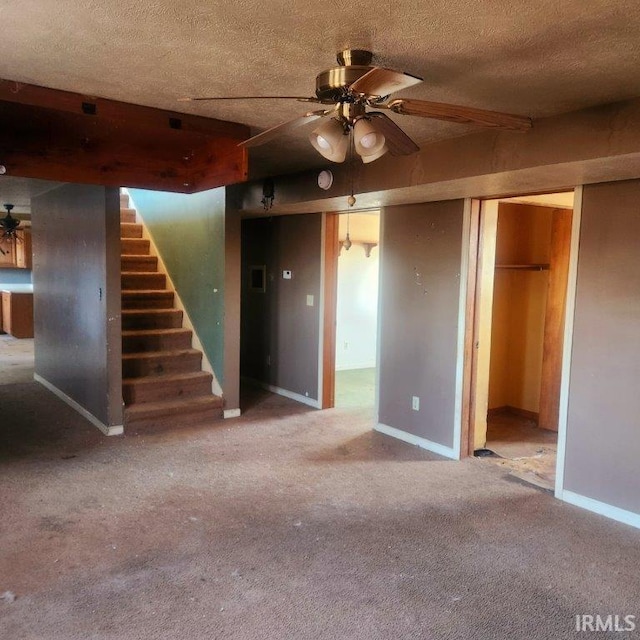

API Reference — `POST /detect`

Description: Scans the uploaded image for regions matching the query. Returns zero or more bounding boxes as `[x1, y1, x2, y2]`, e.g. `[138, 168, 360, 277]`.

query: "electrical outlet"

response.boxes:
[412, 396, 420, 411]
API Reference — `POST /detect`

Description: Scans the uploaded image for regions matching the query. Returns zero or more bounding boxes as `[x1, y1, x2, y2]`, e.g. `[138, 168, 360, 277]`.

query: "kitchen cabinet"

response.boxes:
[0, 229, 32, 269]
[1, 290, 34, 338]
[0, 238, 16, 267]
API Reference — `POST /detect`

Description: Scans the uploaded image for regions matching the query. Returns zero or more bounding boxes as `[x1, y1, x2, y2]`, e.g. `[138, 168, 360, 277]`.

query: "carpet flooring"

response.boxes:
[1, 382, 639, 639]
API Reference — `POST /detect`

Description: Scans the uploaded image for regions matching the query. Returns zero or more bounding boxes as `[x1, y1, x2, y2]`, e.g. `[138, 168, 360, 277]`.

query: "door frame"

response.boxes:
[463, 189, 581, 477]
[320, 211, 339, 409]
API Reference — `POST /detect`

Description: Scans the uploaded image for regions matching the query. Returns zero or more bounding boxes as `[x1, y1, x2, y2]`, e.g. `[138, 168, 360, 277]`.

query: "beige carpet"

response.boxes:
[1, 382, 638, 640]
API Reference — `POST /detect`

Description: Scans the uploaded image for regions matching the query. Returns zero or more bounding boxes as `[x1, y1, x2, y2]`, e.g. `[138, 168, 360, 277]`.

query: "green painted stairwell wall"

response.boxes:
[128, 188, 226, 385]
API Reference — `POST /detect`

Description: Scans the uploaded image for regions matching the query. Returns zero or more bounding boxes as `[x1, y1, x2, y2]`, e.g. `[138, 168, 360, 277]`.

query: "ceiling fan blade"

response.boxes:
[350, 67, 423, 98]
[367, 112, 420, 156]
[178, 95, 321, 103]
[238, 108, 336, 148]
[384, 98, 532, 131]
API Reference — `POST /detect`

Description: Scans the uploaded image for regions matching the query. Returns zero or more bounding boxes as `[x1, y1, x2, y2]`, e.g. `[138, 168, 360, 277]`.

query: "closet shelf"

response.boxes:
[495, 263, 550, 271]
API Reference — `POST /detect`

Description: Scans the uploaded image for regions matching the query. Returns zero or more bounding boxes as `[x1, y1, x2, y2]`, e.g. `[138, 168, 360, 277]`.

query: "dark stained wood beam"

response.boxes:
[0, 79, 250, 192]
[189, 138, 249, 193]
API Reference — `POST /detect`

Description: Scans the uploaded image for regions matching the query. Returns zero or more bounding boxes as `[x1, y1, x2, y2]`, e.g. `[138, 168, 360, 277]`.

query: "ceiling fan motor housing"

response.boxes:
[315, 49, 374, 101]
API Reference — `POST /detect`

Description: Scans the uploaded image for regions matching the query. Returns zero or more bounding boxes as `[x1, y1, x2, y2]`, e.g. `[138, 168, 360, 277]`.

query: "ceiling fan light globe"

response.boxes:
[359, 132, 379, 149]
[354, 118, 386, 159]
[316, 135, 331, 150]
[309, 119, 348, 163]
[360, 145, 388, 163]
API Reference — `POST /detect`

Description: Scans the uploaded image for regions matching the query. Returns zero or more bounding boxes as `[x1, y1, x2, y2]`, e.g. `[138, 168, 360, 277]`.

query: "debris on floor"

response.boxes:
[1, 591, 16, 603]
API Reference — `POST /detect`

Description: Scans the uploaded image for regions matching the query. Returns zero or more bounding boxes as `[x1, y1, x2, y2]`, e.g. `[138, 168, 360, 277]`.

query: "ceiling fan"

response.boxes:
[0, 203, 20, 244]
[181, 49, 532, 164]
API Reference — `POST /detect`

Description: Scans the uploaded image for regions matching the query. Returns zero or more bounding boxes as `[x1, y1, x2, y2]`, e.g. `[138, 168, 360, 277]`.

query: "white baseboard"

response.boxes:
[559, 489, 640, 530]
[266, 384, 320, 408]
[34, 374, 124, 436]
[375, 423, 459, 460]
[242, 377, 320, 409]
[223, 408, 241, 419]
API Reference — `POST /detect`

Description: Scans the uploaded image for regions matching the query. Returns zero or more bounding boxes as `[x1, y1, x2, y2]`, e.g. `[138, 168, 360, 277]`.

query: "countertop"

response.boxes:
[0, 284, 34, 294]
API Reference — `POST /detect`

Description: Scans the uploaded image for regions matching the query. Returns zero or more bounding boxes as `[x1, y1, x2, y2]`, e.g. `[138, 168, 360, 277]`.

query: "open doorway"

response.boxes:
[333, 211, 380, 408]
[1, 193, 34, 385]
[469, 192, 574, 490]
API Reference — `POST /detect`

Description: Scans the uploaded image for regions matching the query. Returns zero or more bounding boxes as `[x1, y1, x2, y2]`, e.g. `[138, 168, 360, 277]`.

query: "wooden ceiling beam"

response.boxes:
[0, 79, 250, 192]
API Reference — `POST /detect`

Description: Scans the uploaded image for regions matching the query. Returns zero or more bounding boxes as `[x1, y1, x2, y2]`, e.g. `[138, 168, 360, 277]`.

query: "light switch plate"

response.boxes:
[306, 295, 314, 306]
[283, 270, 292, 279]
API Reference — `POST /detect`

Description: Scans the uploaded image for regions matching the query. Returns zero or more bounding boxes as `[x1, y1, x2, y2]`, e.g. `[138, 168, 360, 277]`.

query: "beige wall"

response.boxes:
[31, 184, 122, 430]
[378, 200, 466, 452]
[240, 214, 322, 402]
[563, 180, 640, 514]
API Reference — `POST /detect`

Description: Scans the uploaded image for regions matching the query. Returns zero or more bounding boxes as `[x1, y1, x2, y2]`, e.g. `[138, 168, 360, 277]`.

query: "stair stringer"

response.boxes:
[125, 192, 223, 399]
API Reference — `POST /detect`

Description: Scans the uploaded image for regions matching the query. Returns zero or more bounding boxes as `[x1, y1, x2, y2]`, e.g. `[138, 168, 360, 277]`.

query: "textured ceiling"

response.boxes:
[3, 0, 640, 179]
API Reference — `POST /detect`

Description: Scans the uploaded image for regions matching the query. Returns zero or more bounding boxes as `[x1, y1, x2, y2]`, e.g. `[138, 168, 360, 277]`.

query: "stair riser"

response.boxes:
[120, 209, 136, 223]
[121, 273, 166, 289]
[121, 239, 151, 255]
[120, 224, 143, 238]
[121, 256, 158, 272]
[122, 331, 192, 352]
[123, 352, 202, 378]
[122, 293, 175, 310]
[122, 311, 183, 330]
[123, 376, 211, 404]
[124, 407, 222, 429]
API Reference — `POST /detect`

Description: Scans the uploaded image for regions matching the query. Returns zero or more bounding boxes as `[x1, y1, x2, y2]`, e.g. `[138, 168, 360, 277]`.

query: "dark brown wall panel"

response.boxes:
[564, 181, 640, 513]
[31, 183, 122, 428]
[378, 200, 466, 450]
[241, 214, 322, 402]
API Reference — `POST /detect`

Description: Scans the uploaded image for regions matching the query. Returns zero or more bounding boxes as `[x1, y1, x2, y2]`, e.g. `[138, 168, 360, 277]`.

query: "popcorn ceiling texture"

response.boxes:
[2, 0, 640, 176]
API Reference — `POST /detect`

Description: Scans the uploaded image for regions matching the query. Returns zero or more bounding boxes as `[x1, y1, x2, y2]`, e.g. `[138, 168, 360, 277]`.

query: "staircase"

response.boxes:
[120, 193, 223, 429]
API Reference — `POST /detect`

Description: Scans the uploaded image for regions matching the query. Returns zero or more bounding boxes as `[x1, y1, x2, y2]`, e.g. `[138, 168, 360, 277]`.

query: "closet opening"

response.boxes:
[469, 192, 574, 490]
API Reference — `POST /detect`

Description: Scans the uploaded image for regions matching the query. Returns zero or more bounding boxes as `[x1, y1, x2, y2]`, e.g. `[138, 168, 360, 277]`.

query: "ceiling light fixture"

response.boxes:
[310, 110, 389, 165]
[261, 178, 275, 210]
[342, 213, 352, 251]
[353, 118, 387, 163]
[309, 118, 349, 163]
[0, 204, 20, 242]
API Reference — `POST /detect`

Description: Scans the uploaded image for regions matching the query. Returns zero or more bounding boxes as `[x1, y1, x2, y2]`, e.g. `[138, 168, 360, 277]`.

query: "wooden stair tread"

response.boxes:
[122, 308, 180, 315]
[122, 348, 201, 360]
[120, 253, 155, 257]
[122, 328, 191, 337]
[122, 289, 173, 295]
[122, 370, 212, 386]
[121, 270, 162, 275]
